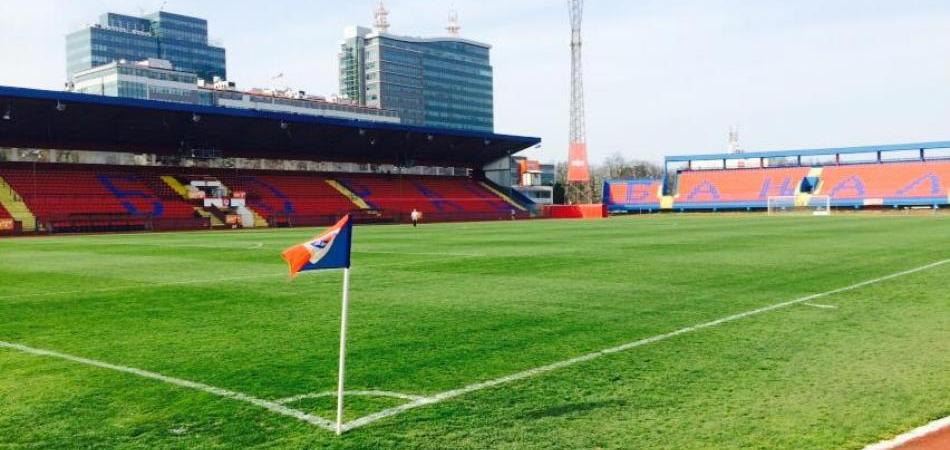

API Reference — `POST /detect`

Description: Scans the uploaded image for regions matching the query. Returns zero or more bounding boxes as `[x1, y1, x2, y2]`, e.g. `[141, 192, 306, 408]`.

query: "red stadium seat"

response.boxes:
[0, 164, 198, 226]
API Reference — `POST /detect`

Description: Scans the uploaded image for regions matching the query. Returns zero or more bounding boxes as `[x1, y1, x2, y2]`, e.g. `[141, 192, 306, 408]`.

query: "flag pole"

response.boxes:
[335, 267, 351, 435]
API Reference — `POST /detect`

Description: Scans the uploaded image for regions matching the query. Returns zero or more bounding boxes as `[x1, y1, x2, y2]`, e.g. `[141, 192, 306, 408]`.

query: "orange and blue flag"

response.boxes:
[281, 215, 353, 278]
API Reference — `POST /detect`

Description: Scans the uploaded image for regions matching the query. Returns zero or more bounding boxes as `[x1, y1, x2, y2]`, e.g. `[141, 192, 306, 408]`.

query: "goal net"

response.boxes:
[767, 195, 831, 216]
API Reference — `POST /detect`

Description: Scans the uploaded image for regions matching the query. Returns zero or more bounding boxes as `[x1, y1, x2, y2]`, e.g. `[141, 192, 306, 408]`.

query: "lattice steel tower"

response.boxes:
[566, 0, 592, 204]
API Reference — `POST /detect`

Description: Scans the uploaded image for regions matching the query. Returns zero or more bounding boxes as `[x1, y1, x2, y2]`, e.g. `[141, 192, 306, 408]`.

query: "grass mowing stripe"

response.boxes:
[276, 390, 425, 404]
[341, 258, 950, 433]
[0, 273, 283, 301]
[0, 340, 337, 431]
[0, 256, 482, 302]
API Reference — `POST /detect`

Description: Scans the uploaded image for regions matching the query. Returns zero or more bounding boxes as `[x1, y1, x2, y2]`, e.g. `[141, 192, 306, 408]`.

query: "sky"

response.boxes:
[1, 0, 950, 165]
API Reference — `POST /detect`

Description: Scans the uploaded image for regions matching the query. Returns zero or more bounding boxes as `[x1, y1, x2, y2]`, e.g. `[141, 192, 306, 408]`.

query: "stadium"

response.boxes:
[2, 2, 949, 450]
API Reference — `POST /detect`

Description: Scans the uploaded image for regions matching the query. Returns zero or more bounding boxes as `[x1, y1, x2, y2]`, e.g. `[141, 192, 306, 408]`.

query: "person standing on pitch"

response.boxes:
[410, 208, 422, 227]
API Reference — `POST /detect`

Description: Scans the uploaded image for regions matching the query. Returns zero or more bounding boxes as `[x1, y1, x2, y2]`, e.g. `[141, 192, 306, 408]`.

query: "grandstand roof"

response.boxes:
[666, 141, 950, 163]
[0, 86, 540, 167]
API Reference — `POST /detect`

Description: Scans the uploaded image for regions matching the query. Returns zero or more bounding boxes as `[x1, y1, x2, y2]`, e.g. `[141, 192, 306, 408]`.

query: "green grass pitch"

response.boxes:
[1, 215, 948, 449]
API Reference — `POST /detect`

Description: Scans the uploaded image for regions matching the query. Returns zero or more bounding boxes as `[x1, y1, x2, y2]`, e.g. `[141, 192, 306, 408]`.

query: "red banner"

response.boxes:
[567, 143, 590, 182]
[0, 219, 13, 231]
[544, 204, 606, 219]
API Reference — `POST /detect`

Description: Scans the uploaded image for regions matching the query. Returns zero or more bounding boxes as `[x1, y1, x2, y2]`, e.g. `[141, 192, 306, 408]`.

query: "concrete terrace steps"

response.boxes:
[325, 179, 372, 210]
[0, 176, 37, 231]
[477, 181, 527, 212]
[160, 175, 223, 227]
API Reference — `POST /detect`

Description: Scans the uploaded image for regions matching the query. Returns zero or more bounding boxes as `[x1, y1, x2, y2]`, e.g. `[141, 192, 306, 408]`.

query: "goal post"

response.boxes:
[767, 195, 831, 216]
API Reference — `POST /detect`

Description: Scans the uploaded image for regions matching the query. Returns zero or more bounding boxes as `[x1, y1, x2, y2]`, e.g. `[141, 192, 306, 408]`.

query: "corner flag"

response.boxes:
[281, 215, 352, 278]
[280, 214, 355, 435]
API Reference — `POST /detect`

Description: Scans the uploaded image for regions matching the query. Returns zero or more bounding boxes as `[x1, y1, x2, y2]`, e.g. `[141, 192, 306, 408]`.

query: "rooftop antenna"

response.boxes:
[272, 72, 285, 91]
[728, 125, 742, 154]
[374, 1, 390, 34]
[446, 9, 460, 36]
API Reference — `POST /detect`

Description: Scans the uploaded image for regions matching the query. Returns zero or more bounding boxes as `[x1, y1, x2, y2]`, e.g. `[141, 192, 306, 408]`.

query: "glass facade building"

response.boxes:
[71, 59, 399, 122]
[339, 26, 493, 132]
[66, 11, 226, 82]
[72, 59, 212, 106]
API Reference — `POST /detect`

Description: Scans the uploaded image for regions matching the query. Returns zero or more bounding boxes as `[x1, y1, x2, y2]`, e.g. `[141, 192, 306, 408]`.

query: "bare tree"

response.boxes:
[552, 154, 663, 203]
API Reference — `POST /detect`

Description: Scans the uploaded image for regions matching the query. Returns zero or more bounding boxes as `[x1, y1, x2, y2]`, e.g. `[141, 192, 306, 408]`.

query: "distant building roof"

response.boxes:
[0, 85, 540, 167]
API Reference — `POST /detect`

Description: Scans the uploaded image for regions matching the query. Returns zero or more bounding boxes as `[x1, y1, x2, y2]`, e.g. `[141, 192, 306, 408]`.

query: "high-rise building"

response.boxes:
[66, 11, 226, 82]
[338, 5, 494, 132]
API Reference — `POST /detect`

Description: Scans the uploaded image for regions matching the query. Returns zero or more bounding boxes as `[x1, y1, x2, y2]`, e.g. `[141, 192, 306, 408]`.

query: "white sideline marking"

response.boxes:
[0, 340, 336, 432]
[341, 258, 950, 432]
[803, 303, 838, 309]
[863, 415, 950, 450]
[276, 390, 424, 404]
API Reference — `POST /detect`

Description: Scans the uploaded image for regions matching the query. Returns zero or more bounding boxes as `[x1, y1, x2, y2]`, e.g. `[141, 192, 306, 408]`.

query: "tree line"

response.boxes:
[552, 153, 663, 204]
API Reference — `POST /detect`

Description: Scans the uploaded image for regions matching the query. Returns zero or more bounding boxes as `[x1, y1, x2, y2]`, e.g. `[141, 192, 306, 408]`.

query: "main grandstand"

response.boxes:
[605, 141, 950, 213]
[0, 86, 540, 235]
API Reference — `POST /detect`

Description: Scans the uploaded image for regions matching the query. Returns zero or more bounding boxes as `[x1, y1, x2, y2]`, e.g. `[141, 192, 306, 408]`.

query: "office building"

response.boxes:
[72, 59, 399, 123]
[338, 4, 493, 131]
[66, 11, 226, 82]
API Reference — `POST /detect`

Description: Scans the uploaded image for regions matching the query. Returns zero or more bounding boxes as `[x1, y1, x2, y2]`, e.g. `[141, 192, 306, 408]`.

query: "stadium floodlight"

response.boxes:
[427, 134, 434, 142]
[358, 128, 366, 136]
[280, 121, 289, 130]
[192, 113, 201, 123]
[484, 139, 491, 146]
[55, 101, 66, 112]
[2, 108, 10, 121]
[369, 138, 376, 146]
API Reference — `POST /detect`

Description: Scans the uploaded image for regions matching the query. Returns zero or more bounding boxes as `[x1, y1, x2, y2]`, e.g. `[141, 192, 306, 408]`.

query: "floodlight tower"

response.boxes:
[566, 0, 592, 204]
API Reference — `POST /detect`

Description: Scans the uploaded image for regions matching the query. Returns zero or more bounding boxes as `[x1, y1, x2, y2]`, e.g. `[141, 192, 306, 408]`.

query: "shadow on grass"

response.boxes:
[523, 399, 628, 419]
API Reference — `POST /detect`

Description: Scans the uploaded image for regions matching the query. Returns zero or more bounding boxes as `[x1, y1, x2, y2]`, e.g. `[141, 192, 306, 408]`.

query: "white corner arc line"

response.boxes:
[0, 341, 336, 432]
[276, 390, 425, 405]
[863, 415, 950, 450]
[341, 258, 950, 432]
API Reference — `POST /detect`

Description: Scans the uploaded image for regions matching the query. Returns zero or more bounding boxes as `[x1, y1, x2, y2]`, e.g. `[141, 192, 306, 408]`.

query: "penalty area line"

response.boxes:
[0, 340, 336, 432]
[341, 258, 950, 433]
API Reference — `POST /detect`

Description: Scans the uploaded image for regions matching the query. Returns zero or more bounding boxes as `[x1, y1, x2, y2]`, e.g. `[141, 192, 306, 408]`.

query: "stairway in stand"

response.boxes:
[0, 176, 37, 231]
[159, 175, 224, 228]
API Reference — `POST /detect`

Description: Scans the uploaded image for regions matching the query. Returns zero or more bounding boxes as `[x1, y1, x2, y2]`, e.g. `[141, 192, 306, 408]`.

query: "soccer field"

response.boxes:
[1, 215, 948, 449]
